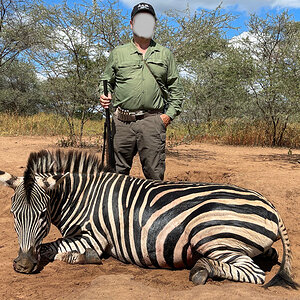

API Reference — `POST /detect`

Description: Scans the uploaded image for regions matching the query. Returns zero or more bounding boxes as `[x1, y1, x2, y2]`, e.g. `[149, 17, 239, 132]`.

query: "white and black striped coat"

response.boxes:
[0, 150, 298, 288]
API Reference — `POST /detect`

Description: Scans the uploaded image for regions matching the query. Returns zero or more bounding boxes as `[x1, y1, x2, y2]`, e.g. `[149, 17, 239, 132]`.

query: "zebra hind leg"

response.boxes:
[263, 247, 279, 262]
[253, 247, 279, 272]
[190, 253, 265, 285]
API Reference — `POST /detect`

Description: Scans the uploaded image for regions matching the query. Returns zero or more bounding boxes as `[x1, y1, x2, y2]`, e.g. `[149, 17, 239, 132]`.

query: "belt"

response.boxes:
[116, 107, 162, 122]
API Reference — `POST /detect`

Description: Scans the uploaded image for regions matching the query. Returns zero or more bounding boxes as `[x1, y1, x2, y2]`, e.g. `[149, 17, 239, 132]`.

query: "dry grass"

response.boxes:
[1, 113, 300, 148]
[169, 120, 300, 148]
[221, 120, 300, 148]
[0, 113, 104, 137]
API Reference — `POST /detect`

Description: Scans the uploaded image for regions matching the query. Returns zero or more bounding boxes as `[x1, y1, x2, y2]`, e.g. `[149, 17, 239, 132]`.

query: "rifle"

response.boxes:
[101, 80, 116, 171]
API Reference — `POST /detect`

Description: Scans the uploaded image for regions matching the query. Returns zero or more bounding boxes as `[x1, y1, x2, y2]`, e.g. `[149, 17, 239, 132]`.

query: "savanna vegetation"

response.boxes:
[0, 0, 299, 148]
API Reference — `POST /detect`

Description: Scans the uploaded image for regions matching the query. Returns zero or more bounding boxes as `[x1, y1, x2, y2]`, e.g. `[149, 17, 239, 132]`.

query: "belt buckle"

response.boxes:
[135, 110, 145, 117]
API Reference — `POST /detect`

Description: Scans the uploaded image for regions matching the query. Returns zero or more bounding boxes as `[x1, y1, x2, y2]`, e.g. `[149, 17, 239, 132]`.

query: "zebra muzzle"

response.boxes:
[13, 247, 39, 274]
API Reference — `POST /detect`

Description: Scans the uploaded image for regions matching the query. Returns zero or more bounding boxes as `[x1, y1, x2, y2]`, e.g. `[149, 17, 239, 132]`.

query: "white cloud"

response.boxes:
[120, 0, 300, 13]
[230, 31, 258, 47]
[272, 0, 300, 8]
[36, 72, 47, 82]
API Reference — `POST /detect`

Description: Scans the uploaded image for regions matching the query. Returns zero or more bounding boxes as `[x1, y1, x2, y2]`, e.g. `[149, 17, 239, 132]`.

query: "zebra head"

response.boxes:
[0, 170, 68, 274]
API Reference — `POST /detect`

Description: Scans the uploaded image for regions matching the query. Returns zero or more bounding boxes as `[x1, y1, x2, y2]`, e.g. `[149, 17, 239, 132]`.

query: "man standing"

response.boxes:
[99, 2, 183, 180]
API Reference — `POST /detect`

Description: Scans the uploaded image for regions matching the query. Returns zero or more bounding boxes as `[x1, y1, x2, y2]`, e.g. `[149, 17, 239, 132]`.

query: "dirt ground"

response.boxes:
[0, 136, 299, 300]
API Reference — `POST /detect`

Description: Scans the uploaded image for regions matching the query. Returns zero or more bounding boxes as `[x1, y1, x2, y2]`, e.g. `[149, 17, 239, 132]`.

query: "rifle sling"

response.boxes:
[143, 60, 168, 100]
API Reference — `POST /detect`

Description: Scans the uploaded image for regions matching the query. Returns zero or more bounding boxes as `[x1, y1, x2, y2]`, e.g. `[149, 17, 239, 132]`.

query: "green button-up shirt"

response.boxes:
[99, 39, 183, 120]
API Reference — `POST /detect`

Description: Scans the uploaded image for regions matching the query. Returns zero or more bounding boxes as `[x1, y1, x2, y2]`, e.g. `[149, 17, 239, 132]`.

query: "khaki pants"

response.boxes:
[112, 112, 166, 180]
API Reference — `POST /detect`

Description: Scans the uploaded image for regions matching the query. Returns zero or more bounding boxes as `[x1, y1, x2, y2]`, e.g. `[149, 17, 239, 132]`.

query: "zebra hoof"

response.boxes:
[84, 248, 102, 264]
[190, 269, 209, 285]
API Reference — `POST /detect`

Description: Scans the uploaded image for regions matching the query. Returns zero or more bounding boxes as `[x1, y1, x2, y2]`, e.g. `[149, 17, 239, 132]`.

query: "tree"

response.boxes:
[240, 11, 300, 146]
[29, 1, 130, 146]
[156, 6, 249, 136]
[0, 0, 45, 70]
[90, 0, 130, 51]
[0, 59, 42, 114]
[181, 46, 252, 125]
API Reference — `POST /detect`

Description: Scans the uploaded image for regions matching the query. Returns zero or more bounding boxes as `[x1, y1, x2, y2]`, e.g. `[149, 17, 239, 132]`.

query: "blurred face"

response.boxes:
[131, 12, 156, 39]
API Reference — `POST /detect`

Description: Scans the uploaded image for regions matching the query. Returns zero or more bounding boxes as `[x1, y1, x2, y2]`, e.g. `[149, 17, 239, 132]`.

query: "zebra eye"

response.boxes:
[38, 210, 47, 226]
[39, 210, 47, 219]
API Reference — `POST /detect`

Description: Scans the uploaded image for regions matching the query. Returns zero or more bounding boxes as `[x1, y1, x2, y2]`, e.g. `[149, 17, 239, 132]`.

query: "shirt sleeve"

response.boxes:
[98, 51, 116, 96]
[165, 51, 184, 120]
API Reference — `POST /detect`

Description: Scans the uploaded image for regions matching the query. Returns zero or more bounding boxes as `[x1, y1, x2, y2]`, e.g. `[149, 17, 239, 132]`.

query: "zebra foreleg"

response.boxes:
[190, 254, 266, 285]
[54, 248, 102, 265]
[40, 238, 103, 265]
[39, 243, 58, 261]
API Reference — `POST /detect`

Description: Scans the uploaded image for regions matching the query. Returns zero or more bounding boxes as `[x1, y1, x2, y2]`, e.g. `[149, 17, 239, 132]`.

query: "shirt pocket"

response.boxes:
[116, 61, 142, 80]
[146, 59, 168, 81]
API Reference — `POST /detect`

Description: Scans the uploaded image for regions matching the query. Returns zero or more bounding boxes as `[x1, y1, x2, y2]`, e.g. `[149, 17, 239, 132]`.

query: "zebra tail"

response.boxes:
[263, 215, 299, 289]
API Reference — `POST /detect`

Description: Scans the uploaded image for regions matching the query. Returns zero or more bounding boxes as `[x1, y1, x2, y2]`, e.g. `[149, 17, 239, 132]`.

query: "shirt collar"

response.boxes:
[129, 39, 160, 55]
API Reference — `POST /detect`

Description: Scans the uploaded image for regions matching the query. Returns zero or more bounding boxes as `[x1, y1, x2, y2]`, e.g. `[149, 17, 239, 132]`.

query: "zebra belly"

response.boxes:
[141, 217, 278, 269]
[106, 243, 193, 269]
[107, 222, 277, 269]
[105, 226, 195, 269]
[149, 244, 195, 269]
[191, 224, 278, 259]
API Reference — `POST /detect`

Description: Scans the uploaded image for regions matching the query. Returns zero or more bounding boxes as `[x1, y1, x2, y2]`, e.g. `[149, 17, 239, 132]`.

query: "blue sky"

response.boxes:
[120, 0, 300, 37]
[46, 0, 300, 38]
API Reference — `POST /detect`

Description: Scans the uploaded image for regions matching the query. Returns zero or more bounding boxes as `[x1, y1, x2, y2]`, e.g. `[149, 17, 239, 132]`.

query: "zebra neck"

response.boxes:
[49, 172, 152, 235]
[49, 172, 123, 234]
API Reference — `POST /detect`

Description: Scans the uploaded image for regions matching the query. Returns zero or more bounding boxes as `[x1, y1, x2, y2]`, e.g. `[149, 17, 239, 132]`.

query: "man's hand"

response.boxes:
[100, 93, 112, 109]
[160, 114, 171, 128]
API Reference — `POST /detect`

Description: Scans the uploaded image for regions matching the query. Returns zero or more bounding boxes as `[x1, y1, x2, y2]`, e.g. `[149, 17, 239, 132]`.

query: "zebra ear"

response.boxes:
[0, 171, 22, 190]
[37, 172, 70, 191]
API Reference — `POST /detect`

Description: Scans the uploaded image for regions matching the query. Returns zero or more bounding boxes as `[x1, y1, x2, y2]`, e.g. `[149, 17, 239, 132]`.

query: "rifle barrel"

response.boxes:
[103, 80, 115, 170]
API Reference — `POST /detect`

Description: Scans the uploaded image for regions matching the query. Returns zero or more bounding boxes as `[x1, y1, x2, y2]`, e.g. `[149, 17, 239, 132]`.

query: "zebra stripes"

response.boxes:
[0, 150, 298, 288]
[11, 181, 51, 254]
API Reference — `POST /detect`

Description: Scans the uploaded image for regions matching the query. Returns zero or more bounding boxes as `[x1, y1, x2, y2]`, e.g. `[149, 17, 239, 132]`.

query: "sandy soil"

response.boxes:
[0, 136, 299, 300]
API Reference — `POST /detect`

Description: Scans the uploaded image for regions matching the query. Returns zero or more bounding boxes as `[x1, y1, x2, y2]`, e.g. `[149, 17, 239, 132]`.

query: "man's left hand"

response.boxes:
[160, 114, 171, 128]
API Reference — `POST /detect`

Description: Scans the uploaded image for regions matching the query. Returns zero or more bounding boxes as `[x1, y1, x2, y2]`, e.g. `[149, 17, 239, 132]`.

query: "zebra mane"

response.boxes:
[24, 149, 110, 202]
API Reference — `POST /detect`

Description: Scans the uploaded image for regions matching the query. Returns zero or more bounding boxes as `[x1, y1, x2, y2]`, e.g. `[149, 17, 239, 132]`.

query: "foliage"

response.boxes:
[167, 9, 300, 147]
[26, 1, 130, 146]
[0, 0, 45, 69]
[0, 1, 299, 148]
[0, 59, 43, 114]
[237, 12, 300, 146]
[156, 6, 252, 137]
